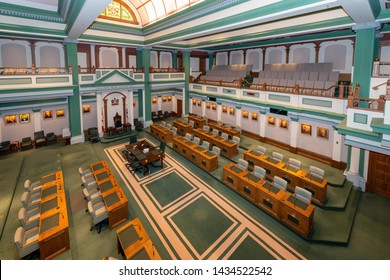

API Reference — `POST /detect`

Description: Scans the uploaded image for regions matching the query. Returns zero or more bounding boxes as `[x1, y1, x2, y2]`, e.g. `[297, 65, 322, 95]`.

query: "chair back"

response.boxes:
[202, 125, 209, 131]
[166, 123, 172, 130]
[212, 129, 219, 135]
[271, 151, 284, 162]
[201, 141, 210, 150]
[232, 136, 240, 144]
[34, 130, 44, 139]
[273, 176, 287, 190]
[172, 127, 177, 136]
[193, 136, 200, 145]
[254, 166, 266, 179]
[295, 186, 312, 204]
[185, 133, 192, 139]
[309, 166, 325, 179]
[159, 141, 166, 152]
[257, 146, 267, 155]
[238, 159, 248, 170]
[212, 146, 220, 158]
[221, 132, 228, 139]
[288, 158, 302, 169]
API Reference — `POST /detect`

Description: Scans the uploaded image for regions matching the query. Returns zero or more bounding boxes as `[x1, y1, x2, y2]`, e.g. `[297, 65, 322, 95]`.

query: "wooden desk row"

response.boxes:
[243, 150, 327, 206]
[188, 114, 207, 129]
[208, 122, 241, 139]
[150, 124, 173, 143]
[173, 136, 218, 172]
[193, 128, 238, 158]
[173, 120, 192, 136]
[222, 163, 314, 238]
[38, 171, 70, 260]
[116, 217, 161, 260]
[90, 160, 129, 229]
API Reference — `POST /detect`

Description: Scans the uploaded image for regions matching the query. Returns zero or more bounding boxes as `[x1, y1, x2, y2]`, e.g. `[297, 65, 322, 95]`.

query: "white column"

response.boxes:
[97, 92, 104, 137]
[384, 96, 390, 125]
[172, 95, 177, 115]
[332, 130, 343, 163]
[79, 95, 84, 136]
[345, 146, 362, 188]
[157, 96, 162, 111]
[90, 44, 96, 68]
[128, 90, 134, 127]
[235, 106, 242, 128]
[189, 98, 193, 114]
[122, 47, 126, 68]
[33, 110, 41, 132]
[201, 99, 206, 117]
[142, 90, 146, 123]
[290, 120, 299, 149]
[259, 112, 267, 138]
[217, 103, 222, 122]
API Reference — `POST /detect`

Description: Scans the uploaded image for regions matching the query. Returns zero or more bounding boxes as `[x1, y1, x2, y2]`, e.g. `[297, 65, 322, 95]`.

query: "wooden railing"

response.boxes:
[0, 66, 71, 75]
[347, 83, 386, 111]
[149, 67, 184, 73]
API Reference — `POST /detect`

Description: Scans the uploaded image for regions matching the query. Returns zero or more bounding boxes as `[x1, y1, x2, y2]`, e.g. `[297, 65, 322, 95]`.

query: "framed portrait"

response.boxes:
[230, 107, 235, 115]
[317, 127, 329, 139]
[301, 124, 312, 135]
[5, 115, 17, 124]
[211, 103, 216, 110]
[82, 105, 90, 113]
[242, 110, 249, 118]
[19, 113, 30, 124]
[206, 102, 210, 109]
[280, 119, 288, 129]
[43, 110, 53, 119]
[268, 116, 275, 125]
[56, 109, 65, 117]
[222, 105, 227, 113]
[251, 112, 258, 120]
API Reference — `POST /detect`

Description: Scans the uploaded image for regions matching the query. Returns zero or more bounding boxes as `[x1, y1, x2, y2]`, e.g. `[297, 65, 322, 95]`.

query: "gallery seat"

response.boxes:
[34, 130, 47, 148]
[46, 132, 57, 144]
[20, 137, 33, 151]
[14, 226, 40, 259]
[0, 140, 11, 154]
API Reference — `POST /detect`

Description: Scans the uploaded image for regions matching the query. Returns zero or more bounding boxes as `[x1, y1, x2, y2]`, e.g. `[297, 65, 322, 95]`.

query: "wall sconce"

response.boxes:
[268, 116, 275, 125]
[162, 96, 167, 102]
[222, 105, 227, 113]
[167, 95, 172, 101]
[211, 103, 216, 110]
[242, 110, 249, 118]
[206, 102, 210, 108]
[192, 99, 196, 105]
[197, 100, 201, 106]
[251, 112, 258, 120]
[229, 107, 235, 115]
[152, 97, 157, 103]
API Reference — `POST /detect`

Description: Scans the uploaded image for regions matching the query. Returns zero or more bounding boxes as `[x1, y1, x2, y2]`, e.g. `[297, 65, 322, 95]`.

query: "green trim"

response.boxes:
[0, 78, 32, 85]
[89, 21, 144, 36]
[0, 98, 67, 109]
[371, 117, 390, 135]
[0, 86, 76, 94]
[222, 88, 236, 95]
[36, 77, 70, 84]
[0, 23, 66, 37]
[79, 34, 144, 46]
[346, 145, 352, 171]
[269, 94, 290, 103]
[64, 0, 86, 35]
[353, 113, 368, 124]
[93, 70, 137, 86]
[302, 98, 332, 108]
[337, 118, 381, 142]
[0, 2, 63, 22]
[359, 148, 365, 177]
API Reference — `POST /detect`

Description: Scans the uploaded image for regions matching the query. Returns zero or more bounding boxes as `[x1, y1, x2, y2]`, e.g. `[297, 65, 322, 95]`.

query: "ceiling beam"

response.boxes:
[339, 0, 376, 25]
[66, 0, 112, 39]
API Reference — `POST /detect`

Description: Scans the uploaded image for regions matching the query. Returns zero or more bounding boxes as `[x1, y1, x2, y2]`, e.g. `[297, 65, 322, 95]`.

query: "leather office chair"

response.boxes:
[24, 179, 42, 194]
[21, 191, 41, 211]
[212, 146, 220, 158]
[87, 127, 100, 143]
[14, 226, 40, 258]
[202, 125, 210, 131]
[159, 141, 166, 152]
[151, 111, 159, 122]
[157, 110, 164, 120]
[221, 132, 228, 139]
[166, 123, 172, 130]
[232, 136, 240, 145]
[257, 145, 267, 155]
[79, 167, 93, 180]
[271, 151, 284, 163]
[134, 118, 143, 131]
[254, 166, 266, 180]
[189, 120, 194, 129]
[273, 176, 287, 191]
[288, 158, 302, 170]
[193, 136, 200, 145]
[201, 141, 210, 150]
[20, 137, 33, 150]
[46, 132, 57, 144]
[0, 140, 11, 154]
[294, 186, 312, 205]
[34, 130, 47, 148]
[238, 158, 248, 170]
[161, 121, 166, 127]
[124, 150, 143, 174]
[309, 165, 325, 181]
[83, 185, 101, 203]
[18, 207, 40, 230]
[88, 201, 109, 234]
[212, 129, 219, 135]
[172, 126, 177, 136]
[185, 133, 192, 140]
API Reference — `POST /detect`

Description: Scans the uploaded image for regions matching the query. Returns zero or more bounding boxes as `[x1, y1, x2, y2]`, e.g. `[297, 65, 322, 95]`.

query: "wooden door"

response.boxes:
[177, 99, 183, 117]
[367, 151, 390, 198]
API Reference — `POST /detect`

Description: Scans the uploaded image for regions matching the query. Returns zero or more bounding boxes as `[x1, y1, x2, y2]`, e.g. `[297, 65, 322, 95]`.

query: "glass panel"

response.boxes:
[176, 0, 188, 9]
[106, 2, 121, 19]
[164, 0, 176, 14]
[153, 0, 165, 18]
[145, 2, 156, 21]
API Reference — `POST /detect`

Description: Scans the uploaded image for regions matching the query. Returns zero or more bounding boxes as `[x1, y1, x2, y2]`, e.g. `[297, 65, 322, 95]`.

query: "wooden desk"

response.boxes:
[188, 114, 206, 129]
[280, 193, 315, 238]
[243, 150, 327, 206]
[222, 163, 248, 191]
[150, 124, 173, 143]
[91, 160, 129, 229]
[125, 140, 164, 175]
[116, 218, 161, 260]
[193, 128, 238, 158]
[38, 171, 70, 260]
[173, 120, 192, 136]
[208, 122, 241, 139]
[173, 136, 218, 172]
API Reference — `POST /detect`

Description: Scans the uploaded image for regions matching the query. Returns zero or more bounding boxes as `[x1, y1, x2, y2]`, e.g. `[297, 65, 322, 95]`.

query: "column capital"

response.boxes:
[352, 21, 380, 31]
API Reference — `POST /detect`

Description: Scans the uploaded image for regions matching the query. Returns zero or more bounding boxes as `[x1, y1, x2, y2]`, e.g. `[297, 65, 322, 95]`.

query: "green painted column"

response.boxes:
[142, 48, 151, 123]
[346, 145, 352, 171]
[353, 25, 379, 99]
[137, 89, 143, 119]
[136, 48, 143, 70]
[359, 149, 366, 176]
[65, 40, 82, 138]
[172, 51, 178, 69]
[182, 50, 191, 115]
[208, 52, 214, 71]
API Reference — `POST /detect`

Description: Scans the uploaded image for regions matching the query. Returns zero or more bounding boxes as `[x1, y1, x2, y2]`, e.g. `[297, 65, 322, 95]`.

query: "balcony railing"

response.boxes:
[0, 66, 71, 75]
